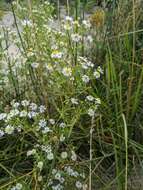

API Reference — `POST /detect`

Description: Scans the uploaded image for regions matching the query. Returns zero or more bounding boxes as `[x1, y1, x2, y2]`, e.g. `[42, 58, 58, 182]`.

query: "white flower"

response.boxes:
[37, 161, 43, 170]
[15, 183, 23, 190]
[86, 60, 94, 67]
[75, 181, 82, 189]
[65, 166, 77, 176]
[88, 108, 95, 117]
[95, 98, 101, 105]
[63, 23, 72, 30]
[46, 64, 53, 72]
[60, 134, 65, 142]
[5, 125, 14, 134]
[17, 125, 22, 132]
[39, 119, 47, 128]
[71, 151, 77, 161]
[49, 119, 55, 125]
[47, 152, 54, 160]
[41, 145, 52, 153]
[38, 176, 43, 182]
[71, 98, 78, 105]
[86, 95, 94, 102]
[0, 130, 4, 137]
[42, 127, 52, 133]
[52, 169, 57, 175]
[81, 62, 88, 69]
[21, 19, 33, 27]
[12, 102, 20, 108]
[0, 113, 7, 121]
[59, 122, 66, 128]
[51, 50, 62, 59]
[28, 111, 38, 118]
[29, 103, 37, 111]
[65, 16, 73, 22]
[20, 110, 27, 117]
[73, 20, 80, 27]
[55, 172, 61, 180]
[27, 149, 36, 156]
[71, 33, 82, 42]
[82, 20, 91, 28]
[62, 67, 72, 77]
[31, 62, 39, 69]
[93, 70, 100, 79]
[82, 75, 90, 83]
[86, 35, 93, 43]
[21, 100, 29, 106]
[79, 57, 94, 69]
[97, 66, 103, 74]
[10, 109, 19, 117]
[39, 105, 46, 113]
[60, 177, 65, 184]
[61, 151, 68, 159]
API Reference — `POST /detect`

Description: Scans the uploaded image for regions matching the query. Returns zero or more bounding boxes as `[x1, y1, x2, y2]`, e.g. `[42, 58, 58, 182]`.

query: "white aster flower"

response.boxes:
[49, 119, 55, 125]
[63, 23, 72, 30]
[31, 62, 39, 69]
[47, 152, 54, 160]
[39, 105, 46, 113]
[27, 149, 36, 156]
[52, 169, 57, 175]
[37, 161, 43, 170]
[20, 110, 27, 117]
[38, 175, 43, 182]
[28, 111, 38, 118]
[29, 103, 37, 111]
[39, 119, 47, 128]
[62, 67, 72, 77]
[86, 95, 94, 102]
[75, 181, 82, 189]
[82, 75, 90, 83]
[93, 70, 101, 79]
[60, 134, 65, 142]
[71, 33, 82, 42]
[12, 102, 20, 108]
[97, 66, 103, 74]
[0, 130, 4, 137]
[71, 98, 78, 105]
[0, 113, 7, 121]
[82, 20, 91, 28]
[46, 64, 53, 72]
[88, 108, 95, 117]
[61, 151, 68, 159]
[5, 125, 14, 134]
[51, 50, 62, 59]
[86, 35, 93, 43]
[55, 172, 61, 180]
[71, 151, 77, 161]
[21, 19, 33, 27]
[95, 98, 101, 105]
[10, 109, 19, 117]
[42, 127, 52, 134]
[65, 16, 73, 22]
[59, 122, 66, 128]
[15, 183, 23, 190]
[21, 100, 29, 107]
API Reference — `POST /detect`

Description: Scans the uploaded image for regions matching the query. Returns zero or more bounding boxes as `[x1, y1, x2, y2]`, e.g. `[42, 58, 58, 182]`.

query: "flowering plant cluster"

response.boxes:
[0, 1, 103, 189]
